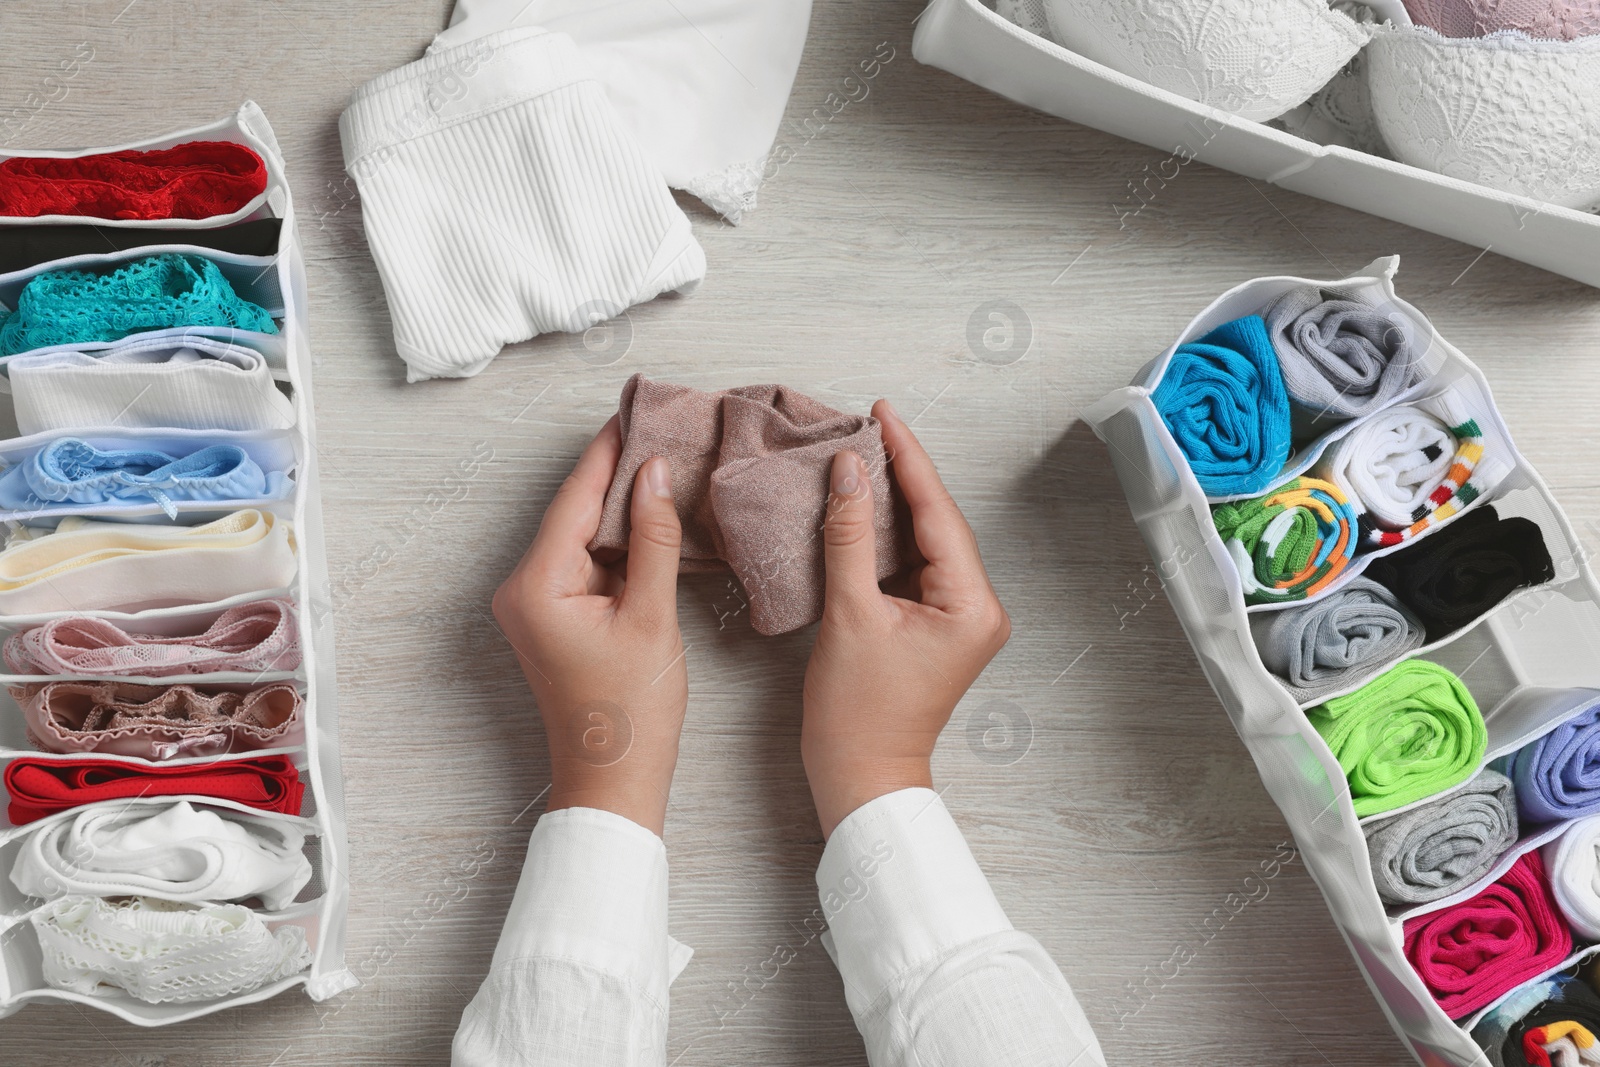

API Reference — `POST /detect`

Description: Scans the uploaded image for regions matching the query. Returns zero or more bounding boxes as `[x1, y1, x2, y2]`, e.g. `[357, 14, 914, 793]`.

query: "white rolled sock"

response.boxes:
[1545, 816, 1600, 943]
[339, 27, 706, 383]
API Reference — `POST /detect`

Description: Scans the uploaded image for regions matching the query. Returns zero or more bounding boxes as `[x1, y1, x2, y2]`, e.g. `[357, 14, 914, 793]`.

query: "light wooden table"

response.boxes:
[2, 2, 1598, 1064]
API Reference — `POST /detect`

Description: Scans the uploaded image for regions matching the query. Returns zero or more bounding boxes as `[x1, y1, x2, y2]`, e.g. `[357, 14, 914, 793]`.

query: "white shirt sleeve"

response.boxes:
[451, 806, 693, 1067]
[816, 788, 1107, 1067]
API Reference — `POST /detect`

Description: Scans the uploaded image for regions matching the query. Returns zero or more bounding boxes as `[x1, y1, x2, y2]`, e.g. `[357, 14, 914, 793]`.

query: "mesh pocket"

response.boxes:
[294, 834, 325, 906]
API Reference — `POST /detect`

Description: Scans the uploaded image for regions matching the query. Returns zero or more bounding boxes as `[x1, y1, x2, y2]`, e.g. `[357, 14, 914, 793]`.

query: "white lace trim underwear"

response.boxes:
[339, 28, 706, 382]
[32, 895, 312, 1003]
[681, 157, 771, 227]
[1366, 25, 1600, 210]
[1042, 0, 1374, 121]
[11, 801, 313, 910]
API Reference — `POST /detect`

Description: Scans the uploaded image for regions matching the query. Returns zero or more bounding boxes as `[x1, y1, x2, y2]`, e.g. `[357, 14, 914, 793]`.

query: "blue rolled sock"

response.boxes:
[1509, 698, 1600, 824]
[1153, 314, 1292, 497]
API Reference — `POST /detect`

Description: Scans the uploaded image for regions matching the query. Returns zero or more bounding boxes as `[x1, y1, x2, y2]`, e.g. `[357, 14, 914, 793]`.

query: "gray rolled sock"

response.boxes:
[1251, 577, 1426, 704]
[1264, 285, 1420, 424]
[1362, 770, 1518, 906]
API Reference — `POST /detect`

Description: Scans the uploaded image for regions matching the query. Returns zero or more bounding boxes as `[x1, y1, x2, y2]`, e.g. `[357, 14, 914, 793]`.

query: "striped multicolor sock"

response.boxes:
[1320, 392, 1513, 553]
[1523, 1020, 1600, 1067]
[1364, 396, 1504, 549]
[1212, 477, 1358, 605]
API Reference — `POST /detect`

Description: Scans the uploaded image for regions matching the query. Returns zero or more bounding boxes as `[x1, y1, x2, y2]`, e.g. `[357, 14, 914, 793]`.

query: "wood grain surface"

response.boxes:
[1, 2, 1598, 1064]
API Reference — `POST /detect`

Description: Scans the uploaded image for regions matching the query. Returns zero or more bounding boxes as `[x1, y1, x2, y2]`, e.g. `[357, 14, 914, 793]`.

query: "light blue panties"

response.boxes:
[0, 438, 290, 517]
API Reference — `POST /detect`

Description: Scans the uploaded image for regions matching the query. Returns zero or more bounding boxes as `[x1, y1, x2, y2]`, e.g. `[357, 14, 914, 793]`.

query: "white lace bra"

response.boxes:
[1366, 26, 1600, 210]
[999, 0, 1600, 211]
[1041, 0, 1374, 121]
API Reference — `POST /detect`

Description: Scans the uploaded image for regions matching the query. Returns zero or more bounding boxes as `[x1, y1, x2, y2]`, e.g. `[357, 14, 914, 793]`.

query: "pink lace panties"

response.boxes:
[4, 599, 300, 677]
[15, 680, 303, 760]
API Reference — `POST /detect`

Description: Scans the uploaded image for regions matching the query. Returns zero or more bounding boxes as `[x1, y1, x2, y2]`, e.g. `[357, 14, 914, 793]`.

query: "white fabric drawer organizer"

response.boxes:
[911, 0, 1600, 290]
[1087, 254, 1600, 1065]
[0, 102, 355, 1024]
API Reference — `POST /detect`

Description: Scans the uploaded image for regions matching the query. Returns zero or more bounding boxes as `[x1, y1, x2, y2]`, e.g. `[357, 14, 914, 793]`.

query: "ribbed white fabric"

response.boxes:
[0, 509, 296, 615]
[430, 0, 813, 223]
[31, 895, 312, 1003]
[8, 337, 295, 435]
[11, 801, 312, 911]
[339, 27, 706, 383]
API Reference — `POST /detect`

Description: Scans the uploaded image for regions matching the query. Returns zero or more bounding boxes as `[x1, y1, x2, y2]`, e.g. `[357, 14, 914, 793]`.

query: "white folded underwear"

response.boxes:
[339, 27, 706, 382]
[7, 336, 294, 435]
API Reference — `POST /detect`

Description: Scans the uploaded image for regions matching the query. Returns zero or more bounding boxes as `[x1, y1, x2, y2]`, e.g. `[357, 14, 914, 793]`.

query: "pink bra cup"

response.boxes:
[1402, 0, 1600, 40]
[3, 598, 301, 677]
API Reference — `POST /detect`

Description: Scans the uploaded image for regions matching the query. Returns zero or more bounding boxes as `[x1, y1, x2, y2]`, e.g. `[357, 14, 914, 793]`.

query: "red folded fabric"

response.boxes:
[0, 141, 268, 221]
[4, 754, 303, 825]
[1403, 851, 1573, 1019]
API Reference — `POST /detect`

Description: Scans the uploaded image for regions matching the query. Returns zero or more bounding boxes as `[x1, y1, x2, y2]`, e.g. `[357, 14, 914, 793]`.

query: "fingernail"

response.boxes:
[880, 399, 899, 421]
[833, 452, 860, 497]
[645, 456, 672, 498]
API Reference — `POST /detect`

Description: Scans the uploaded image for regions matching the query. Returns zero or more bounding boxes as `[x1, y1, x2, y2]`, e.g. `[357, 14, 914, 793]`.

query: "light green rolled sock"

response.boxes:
[1308, 660, 1487, 818]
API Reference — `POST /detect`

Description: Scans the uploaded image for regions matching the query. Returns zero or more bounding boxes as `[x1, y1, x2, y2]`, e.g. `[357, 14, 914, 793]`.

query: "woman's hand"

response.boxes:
[802, 401, 1012, 837]
[491, 417, 688, 835]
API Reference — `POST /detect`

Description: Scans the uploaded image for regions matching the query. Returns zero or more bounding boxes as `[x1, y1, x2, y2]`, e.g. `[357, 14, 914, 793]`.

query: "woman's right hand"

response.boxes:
[801, 400, 1012, 837]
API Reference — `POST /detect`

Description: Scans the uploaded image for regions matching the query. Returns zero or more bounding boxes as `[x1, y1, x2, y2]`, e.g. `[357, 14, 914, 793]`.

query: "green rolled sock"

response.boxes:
[1308, 659, 1487, 818]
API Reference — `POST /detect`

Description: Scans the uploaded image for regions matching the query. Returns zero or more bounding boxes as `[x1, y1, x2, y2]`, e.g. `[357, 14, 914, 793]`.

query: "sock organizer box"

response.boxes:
[1087, 255, 1600, 1065]
[0, 102, 354, 1023]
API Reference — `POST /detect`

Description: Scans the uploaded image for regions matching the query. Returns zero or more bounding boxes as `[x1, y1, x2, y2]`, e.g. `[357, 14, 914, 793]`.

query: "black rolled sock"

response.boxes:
[1363, 505, 1556, 643]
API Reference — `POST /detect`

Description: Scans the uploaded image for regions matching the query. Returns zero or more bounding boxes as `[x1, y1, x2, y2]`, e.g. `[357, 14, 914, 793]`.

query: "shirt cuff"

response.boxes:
[491, 806, 688, 1005]
[816, 788, 1013, 1015]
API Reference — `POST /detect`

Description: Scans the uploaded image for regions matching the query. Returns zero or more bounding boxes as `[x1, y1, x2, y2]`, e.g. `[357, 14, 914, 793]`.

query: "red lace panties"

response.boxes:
[0, 141, 267, 220]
